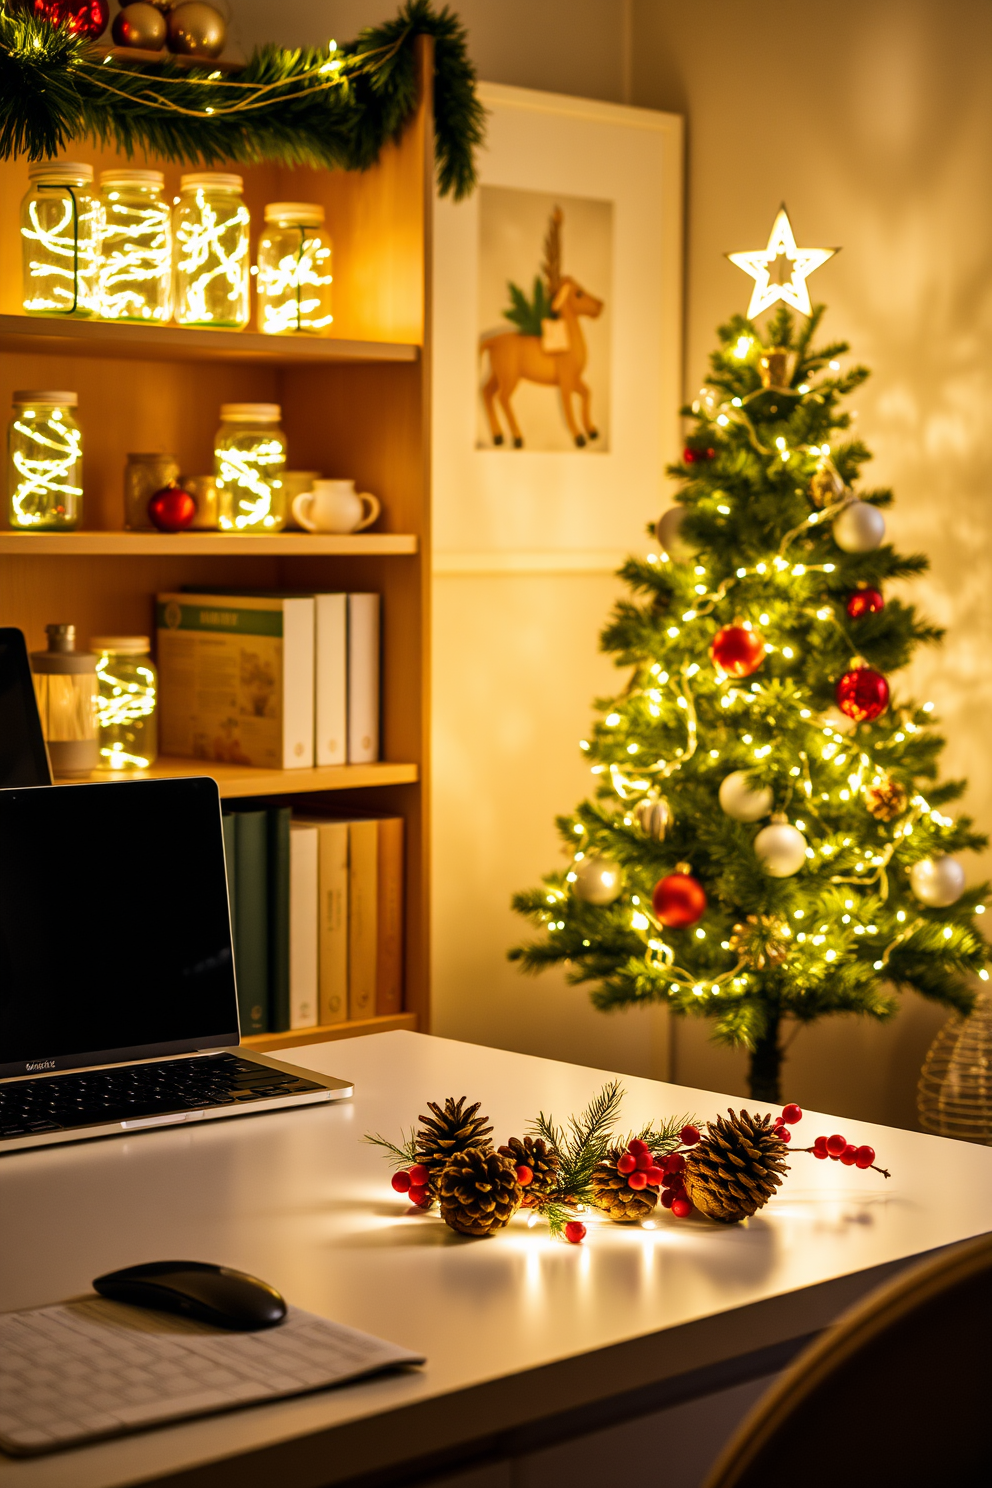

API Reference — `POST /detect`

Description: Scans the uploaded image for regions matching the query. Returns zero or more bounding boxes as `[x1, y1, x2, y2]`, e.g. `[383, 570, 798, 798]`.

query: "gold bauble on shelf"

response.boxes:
[112, 3, 167, 48]
[167, 1, 226, 56]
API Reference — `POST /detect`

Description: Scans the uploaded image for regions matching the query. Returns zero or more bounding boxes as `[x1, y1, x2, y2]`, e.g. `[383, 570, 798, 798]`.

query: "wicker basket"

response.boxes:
[917, 992, 992, 1145]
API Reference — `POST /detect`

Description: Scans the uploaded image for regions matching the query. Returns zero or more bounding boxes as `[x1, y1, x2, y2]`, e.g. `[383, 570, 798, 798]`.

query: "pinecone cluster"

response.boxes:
[683, 1109, 789, 1223]
[498, 1135, 559, 1196]
[439, 1146, 522, 1237]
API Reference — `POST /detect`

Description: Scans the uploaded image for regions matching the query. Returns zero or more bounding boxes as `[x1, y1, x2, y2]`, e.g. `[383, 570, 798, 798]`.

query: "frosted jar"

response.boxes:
[256, 202, 333, 334]
[124, 452, 180, 530]
[99, 168, 172, 323]
[214, 403, 287, 531]
[93, 636, 158, 771]
[21, 160, 102, 317]
[173, 173, 250, 329]
[30, 625, 98, 777]
[8, 390, 83, 530]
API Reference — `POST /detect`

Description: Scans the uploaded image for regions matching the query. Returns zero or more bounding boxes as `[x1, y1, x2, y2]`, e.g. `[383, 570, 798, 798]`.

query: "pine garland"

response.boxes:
[0, 0, 484, 198]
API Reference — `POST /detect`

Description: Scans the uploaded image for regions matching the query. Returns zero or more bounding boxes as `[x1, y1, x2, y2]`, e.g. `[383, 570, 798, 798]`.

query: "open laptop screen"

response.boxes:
[0, 777, 238, 1078]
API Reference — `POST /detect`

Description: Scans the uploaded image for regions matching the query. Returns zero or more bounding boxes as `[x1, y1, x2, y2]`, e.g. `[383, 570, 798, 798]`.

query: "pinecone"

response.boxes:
[416, 1097, 493, 1184]
[438, 1147, 521, 1237]
[683, 1109, 790, 1223]
[498, 1136, 560, 1195]
[591, 1148, 658, 1222]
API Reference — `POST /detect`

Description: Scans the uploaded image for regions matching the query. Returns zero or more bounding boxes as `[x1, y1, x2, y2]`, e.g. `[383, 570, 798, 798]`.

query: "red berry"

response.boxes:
[645, 1166, 665, 1187]
[840, 1146, 858, 1166]
[628, 1139, 650, 1158]
[617, 1152, 637, 1175]
[408, 1164, 429, 1187]
[564, 1221, 586, 1244]
[628, 1170, 648, 1190]
[776, 1126, 792, 1143]
[516, 1165, 533, 1187]
[662, 1172, 681, 1189]
[661, 1189, 675, 1208]
[391, 1170, 412, 1193]
[826, 1134, 847, 1157]
[664, 1152, 686, 1174]
[781, 1104, 802, 1124]
[855, 1145, 876, 1169]
[680, 1125, 701, 1146]
[408, 1185, 429, 1205]
[812, 1147, 828, 1159]
[635, 1151, 652, 1171]
[813, 1135, 829, 1153]
[671, 1197, 693, 1218]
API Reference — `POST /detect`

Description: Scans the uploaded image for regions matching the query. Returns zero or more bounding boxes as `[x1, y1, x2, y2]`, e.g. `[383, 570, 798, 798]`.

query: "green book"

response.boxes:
[234, 809, 269, 1035]
[222, 812, 237, 945]
[268, 807, 292, 1032]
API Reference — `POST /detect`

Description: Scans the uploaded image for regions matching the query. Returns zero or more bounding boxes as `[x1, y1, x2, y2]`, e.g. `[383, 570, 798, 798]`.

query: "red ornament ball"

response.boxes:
[564, 1221, 587, 1244]
[391, 1171, 412, 1194]
[836, 665, 889, 722]
[846, 587, 884, 620]
[148, 482, 196, 533]
[781, 1103, 803, 1124]
[709, 624, 766, 678]
[683, 445, 716, 464]
[29, 0, 109, 38]
[652, 870, 707, 928]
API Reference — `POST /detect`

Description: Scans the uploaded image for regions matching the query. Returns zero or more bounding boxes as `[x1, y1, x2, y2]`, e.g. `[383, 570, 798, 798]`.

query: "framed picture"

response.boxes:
[433, 83, 683, 571]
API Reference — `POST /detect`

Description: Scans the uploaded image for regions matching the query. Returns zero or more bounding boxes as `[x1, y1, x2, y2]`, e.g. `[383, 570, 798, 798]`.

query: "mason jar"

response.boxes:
[98, 168, 172, 323]
[214, 403, 287, 531]
[21, 161, 102, 318]
[30, 625, 98, 777]
[8, 390, 83, 530]
[256, 202, 333, 335]
[92, 636, 159, 771]
[173, 173, 250, 329]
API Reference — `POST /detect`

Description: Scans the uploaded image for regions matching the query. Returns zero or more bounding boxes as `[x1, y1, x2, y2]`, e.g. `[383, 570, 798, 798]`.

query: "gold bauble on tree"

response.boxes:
[167, 1, 226, 56]
[112, 2, 167, 48]
[683, 1109, 789, 1223]
[758, 346, 790, 390]
[864, 776, 908, 822]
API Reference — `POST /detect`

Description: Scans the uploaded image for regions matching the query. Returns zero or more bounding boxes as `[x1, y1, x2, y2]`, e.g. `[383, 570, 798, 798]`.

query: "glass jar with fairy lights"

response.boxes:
[7, 390, 83, 530]
[173, 173, 251, 329]
[98, 168, 172, 323]
[214, 403, 287, 532]
[20, 161, 102, 318]
[256, 202, 333, 335]
[92, 636, 158, 771]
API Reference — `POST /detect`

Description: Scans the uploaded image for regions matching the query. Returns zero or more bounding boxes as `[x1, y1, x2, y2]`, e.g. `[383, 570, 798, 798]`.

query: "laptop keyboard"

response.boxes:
[0, 1055, 324, 1140]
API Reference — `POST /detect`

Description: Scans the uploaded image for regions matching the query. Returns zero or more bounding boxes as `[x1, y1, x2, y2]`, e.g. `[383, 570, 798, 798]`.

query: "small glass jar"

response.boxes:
[215, 403, 287, 531]
[21, 160, 102, 318]
[92, 636, 159, 771]
[182, 474, 219, 529]
[30, 625, 98, 777]
[256, 202, 333, 335]
[8, 390, 83, 530]
[124, 452, 180, 530]
[98, 168, 172, 323]
[173, 173, 250, 329]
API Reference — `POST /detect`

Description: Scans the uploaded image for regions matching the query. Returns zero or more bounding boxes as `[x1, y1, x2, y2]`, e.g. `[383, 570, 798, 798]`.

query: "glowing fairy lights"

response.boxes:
[7, 392, 83, 530]
[20, 162, 101, 318]
[98, 170, 172, 323]
[214, 404, 287, 532]
[256, 203, 333, 335]
[94, 639, 158, 770]
[174, 174, 250, 329]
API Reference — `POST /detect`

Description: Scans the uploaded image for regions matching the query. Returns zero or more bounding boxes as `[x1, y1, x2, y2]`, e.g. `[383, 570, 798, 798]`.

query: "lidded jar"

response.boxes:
[98, 168, 172, 323]
[92, 635, 159, 771]
[30, 625, 98, 777]
[8, 390, 83, 530]
[214, 403, 287, 531]
[173, 173, 251, 329]
[21, 160, 102, 318]
[256, 202, 333, 335]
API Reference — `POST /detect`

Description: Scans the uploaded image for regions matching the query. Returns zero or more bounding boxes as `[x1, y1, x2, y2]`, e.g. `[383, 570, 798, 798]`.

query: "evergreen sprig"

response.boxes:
[503, 275, 555, 336]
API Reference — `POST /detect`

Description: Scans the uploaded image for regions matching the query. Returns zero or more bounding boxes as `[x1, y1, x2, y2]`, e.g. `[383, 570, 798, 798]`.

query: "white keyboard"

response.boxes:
[0, 1296, 424, 1456]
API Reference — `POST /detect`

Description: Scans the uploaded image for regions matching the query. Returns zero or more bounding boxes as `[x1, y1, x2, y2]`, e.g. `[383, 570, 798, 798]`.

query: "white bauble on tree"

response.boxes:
[910, 856, 966, 908]
[634, 796, 672, 840]
[572, 855, 623, 905]
[655, 507, 697, 564]
[754, 815, 808, 878]
[719, 769, 774, 823]
[833, 500, 886, 553]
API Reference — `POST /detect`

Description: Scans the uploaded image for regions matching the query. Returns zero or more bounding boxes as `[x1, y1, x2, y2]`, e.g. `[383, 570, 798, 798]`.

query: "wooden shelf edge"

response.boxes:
[243, 1013, 417, 1051]
[0, 531, 419, 556]
[69, 758, 420, 797]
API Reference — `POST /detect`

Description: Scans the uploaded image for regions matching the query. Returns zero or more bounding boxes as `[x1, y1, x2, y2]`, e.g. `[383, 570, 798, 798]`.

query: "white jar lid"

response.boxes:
[13, 390, 78, 406]
[100, 169, 165, 189]
[180, 172, 244, 192]
[264, 201, 325, 225]
[91, 636, 151, 653]
[28, 161, 93, 185]
[219, 403, 282, 422]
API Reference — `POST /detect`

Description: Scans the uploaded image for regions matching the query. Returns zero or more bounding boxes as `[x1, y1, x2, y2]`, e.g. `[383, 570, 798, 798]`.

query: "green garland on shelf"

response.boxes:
[0, 0, 484, 198]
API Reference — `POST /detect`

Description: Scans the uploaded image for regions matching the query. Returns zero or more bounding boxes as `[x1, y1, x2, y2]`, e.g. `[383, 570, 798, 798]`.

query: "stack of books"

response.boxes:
[156, 591, 380, 769]
[222, 810, 403, 1036]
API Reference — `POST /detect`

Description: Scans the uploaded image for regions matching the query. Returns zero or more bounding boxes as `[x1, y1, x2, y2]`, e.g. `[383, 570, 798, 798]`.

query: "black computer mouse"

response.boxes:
[93, 1260, 287, 1331]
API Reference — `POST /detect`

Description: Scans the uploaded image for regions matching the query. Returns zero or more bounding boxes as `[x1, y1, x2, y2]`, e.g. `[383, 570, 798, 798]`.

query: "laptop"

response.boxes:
[0, 776, 352, 1153]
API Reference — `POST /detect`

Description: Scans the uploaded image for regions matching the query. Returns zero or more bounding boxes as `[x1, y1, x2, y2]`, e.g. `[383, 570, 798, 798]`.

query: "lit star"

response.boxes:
[728, 207, 838, 318]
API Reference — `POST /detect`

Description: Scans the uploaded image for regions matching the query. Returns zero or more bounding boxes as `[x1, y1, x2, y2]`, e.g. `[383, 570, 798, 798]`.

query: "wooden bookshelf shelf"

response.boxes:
[0, 531, 419, 557]
[243, 1012, 417, 1053]
[74, 758, 419, 798]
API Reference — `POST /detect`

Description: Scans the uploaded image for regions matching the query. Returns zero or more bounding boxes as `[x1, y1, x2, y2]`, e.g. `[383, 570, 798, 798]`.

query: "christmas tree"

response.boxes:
[510, 210, 990, 1103]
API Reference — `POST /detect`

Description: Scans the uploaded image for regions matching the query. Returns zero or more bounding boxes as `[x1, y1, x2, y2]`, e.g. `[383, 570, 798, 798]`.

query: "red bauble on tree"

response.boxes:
[683, 445, 715, 464]
[709, 624, 765, 678]
[846, 587, 884, 620]
[652, 866, 707, 928]
[29, 0, 109, 39]
[836, 664, 889, 723]
[148, 483, 196, 533]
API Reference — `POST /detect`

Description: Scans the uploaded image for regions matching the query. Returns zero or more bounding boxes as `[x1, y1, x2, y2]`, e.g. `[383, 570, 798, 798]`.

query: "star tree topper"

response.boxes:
[728, 206, 837, 318]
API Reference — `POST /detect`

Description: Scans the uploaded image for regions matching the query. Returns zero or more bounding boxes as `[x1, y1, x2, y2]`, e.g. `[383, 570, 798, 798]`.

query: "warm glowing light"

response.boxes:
[727, 206, 837, 318]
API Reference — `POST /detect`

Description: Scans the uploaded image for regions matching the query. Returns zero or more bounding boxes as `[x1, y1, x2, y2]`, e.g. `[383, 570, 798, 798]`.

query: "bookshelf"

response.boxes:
[0, 43, 435, 1046]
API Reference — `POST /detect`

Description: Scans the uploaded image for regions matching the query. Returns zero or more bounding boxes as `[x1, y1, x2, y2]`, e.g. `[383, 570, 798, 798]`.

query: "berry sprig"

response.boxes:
[391, 1164, 433, 1207]
[614, 1127, 701, 1220]
[770, 1104, 891, 1178]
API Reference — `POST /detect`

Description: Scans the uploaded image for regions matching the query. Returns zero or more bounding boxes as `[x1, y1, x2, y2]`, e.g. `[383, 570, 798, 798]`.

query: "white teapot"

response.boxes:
[292, 479, 381, 534]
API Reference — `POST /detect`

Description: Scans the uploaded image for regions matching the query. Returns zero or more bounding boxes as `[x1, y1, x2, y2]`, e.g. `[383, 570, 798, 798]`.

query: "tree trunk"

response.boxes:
[748, 1017, 782, 1103]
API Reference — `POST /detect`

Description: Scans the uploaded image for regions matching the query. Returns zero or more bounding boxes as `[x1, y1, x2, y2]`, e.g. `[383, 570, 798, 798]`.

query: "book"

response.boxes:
[288, 823, 319, 1029]
[232, 809, 268, 1035]
[156, 593, 315, 769]
[315, 594, 347, 767]
[294, 817, 349, 1025]
[375, 817, 404, 1015]
[268, 807, 291, 1032]
[346, 818, 378, 1020]
[347, 594, 380, 763]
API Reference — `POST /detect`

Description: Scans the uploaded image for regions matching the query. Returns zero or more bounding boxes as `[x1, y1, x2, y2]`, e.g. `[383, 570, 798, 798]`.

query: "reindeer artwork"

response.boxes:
[480, 207, 605, 449]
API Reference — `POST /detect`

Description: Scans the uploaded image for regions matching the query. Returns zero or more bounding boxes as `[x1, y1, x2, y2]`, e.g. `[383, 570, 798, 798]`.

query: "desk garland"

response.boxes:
[367, 1084, 890, 1243]
[0, 0, 484, 198]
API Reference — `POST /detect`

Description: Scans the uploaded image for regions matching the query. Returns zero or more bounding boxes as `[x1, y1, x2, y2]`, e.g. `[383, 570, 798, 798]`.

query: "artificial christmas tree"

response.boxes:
[511, 211, 991, 1102]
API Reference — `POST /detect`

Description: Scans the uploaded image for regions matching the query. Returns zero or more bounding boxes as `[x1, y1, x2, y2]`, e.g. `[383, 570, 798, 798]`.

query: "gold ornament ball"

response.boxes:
[112, 2, 167, 47]
[864, 778, 908, 821]
[634, 796, 672, 841]
[572, 854, 623, 906]
[167, 1, 226, 56]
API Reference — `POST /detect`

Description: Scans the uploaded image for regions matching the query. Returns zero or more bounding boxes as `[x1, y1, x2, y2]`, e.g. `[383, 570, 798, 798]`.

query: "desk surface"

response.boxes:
[2, 1031, 991, 1488]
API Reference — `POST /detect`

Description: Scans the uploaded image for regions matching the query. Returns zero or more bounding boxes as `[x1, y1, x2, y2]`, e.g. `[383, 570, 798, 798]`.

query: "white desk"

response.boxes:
[2, 1031, 991, 1488]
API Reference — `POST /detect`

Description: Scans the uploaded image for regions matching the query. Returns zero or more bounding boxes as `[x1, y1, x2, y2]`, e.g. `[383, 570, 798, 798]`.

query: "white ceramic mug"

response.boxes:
[292, 479, 381, 534]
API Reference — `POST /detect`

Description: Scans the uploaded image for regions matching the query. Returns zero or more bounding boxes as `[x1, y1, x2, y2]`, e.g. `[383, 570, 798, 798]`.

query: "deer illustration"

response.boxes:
[480, 207, 605, 449]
